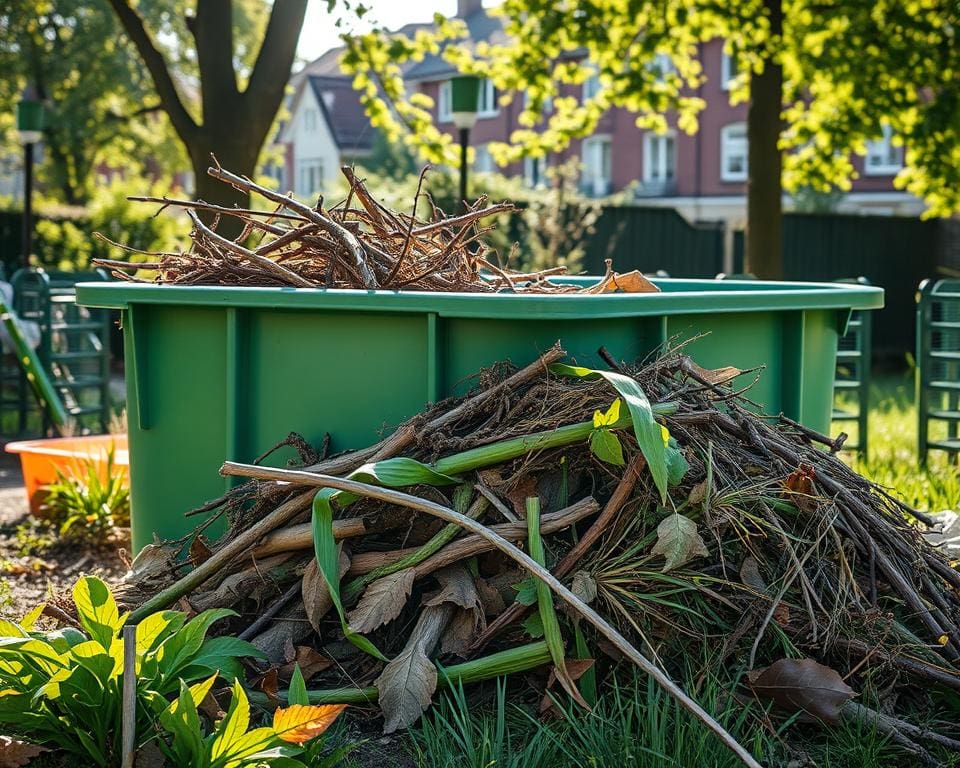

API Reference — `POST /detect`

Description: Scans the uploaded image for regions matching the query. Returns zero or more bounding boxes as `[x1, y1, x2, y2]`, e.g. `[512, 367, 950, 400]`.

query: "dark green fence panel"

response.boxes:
[583, 206, 725, 277]
[732, 214, 942, 359]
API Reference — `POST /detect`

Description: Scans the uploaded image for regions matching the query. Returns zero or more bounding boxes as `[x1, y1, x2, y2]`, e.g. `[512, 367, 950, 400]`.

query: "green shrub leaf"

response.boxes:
[71, 577, 122, 651]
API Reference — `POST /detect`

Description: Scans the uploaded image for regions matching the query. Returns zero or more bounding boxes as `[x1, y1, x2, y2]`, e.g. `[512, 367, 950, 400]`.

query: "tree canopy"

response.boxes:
[0, 1, 178, 205]
[341, 0, 959, 276]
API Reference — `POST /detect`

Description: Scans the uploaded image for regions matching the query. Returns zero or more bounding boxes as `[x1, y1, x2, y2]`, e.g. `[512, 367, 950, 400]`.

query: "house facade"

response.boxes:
[282, 0, 923, 225]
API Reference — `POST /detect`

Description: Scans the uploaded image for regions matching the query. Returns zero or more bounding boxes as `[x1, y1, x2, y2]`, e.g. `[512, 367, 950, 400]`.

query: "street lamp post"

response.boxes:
[16, 85, 45, 270]
[450, 76, 480, 211]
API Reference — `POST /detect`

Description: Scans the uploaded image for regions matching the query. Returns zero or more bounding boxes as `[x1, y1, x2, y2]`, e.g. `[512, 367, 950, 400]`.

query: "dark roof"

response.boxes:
[403, 7, 504, 81]
[307, 75, 376, 152]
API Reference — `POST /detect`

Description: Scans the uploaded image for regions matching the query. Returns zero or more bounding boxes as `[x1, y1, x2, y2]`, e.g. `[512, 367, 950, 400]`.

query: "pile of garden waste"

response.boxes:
[95, 161, 657, 294]
[75, 342, 959, 768]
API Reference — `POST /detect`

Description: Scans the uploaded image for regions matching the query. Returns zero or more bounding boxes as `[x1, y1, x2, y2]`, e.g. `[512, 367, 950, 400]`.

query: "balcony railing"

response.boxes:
[634, 178, 678, 198]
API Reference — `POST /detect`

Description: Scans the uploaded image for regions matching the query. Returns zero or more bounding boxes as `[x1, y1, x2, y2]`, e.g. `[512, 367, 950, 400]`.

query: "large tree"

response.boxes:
[0, 2, 171, 205]
[108, 0, 307, 214]
[342, 0, 959, 279]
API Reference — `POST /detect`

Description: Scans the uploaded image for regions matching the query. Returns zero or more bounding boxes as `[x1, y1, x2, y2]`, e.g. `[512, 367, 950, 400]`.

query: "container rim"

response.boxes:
[5, 435, 128, 463]
[76, 277, 884, 319]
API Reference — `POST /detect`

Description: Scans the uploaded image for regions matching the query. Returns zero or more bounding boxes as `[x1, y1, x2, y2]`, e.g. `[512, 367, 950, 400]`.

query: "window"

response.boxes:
[438, 81, 452, 122]
[297, 160, 324, 196]
[523, 90, 553, 115]
[649, 53, 675, 81]
[721, 50, 738, 90]
[582, 136, 612, 196]
[475, 144, 496, 174]
[303, 108, 318, 132]
[720, 123, 748, 182]
[523, 155, 549, 188]
[583, 71, 602, 100]
[478, 79, 498, 117]
[864, 124, 903, 175]
[643, 131, 676, 186]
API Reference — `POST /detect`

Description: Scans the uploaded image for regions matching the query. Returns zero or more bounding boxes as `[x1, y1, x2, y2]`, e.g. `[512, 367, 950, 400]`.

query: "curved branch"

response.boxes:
[107, 0, 197, 144]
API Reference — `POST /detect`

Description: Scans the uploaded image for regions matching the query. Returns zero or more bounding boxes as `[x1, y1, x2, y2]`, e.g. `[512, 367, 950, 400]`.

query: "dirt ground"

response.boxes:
[0, 448, 129, 619]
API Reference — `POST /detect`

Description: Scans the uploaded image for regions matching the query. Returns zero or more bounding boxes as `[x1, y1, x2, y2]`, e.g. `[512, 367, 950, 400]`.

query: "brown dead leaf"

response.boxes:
[427, 566, 485, 657]
[595, 270, 659, 294]
[539, 659, 596, 715]
[505, 476, 540, 518]
[260, 667, 280, 703]
[189, 536, 213, 565]
[0, 737, 45, 768]
[277, 646, 333, 681]
[376, 604, 451, 733]
[688, 361, 743, 386]
[772, 603, 792, 628]
[650, 513, 710, 572]
[748, 658, 856, 724]
[475, 577, 506, 617]
[783, 464, 816, 497]
[303, 547, 350, 634]
[348, 568, 416, 634]
[687, 480, 708, 506]
[739, 556, 767, 592]
[425, 565, 483, 611]
[441, 606, 483, 657]
[198, 689, 224, 721]
[570, 571, 597, 605]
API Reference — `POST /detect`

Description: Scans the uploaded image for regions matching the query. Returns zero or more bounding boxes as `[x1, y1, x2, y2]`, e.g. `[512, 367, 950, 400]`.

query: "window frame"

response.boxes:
[720, 50, 737, 91]
[864, 124, 904, 176]
[642, 130, 677, 185]
[720, 122, 748, 182]
[438, 80, 452, 123]
[582, 135, 613, 195]
[477, 78, 499, 118]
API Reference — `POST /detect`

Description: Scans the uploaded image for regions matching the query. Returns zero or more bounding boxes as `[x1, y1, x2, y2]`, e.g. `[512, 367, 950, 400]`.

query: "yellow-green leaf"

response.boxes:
[273, 704, 348, 744]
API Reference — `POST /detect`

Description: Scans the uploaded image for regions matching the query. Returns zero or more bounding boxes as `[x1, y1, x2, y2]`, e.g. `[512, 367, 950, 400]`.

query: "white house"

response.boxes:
[278, 74, 376, 198]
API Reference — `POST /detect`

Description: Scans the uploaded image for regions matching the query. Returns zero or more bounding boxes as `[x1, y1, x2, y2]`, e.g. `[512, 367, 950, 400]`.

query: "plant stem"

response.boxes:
[342, 495, 489, 603]
[249, 641, 553, 707]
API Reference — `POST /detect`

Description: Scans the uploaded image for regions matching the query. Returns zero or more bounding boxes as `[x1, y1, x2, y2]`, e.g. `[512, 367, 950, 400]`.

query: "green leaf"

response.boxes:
[521, 611, 544, 639]
[551, 363, 670, 502]
[211, 679, 251, 763]
[288, 665, 310, 707]
[157, 608, 236, 686]
[573, 624, 597, 707]
[312, 490, 388, 661]
[666, 441, 689, 486]
[592, 398, 621, 428]
[352, 457, 459, 489]
[589, 429, 625, 466]
[72, 577, 121, 651]
[512, 578, 538, 606]
[526, 497, 585, 707]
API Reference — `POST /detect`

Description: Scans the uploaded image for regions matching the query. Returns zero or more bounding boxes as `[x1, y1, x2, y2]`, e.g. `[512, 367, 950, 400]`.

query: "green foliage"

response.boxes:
[0, 577, 264, 765]
[40, 449, 130, 541]
[0, 2, 181, 204]
[0, 177, 188, 272]
[341, 1, 960, 218]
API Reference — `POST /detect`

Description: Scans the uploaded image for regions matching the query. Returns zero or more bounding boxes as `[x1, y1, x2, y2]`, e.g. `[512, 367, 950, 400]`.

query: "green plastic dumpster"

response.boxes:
[76, 278, 883, 551]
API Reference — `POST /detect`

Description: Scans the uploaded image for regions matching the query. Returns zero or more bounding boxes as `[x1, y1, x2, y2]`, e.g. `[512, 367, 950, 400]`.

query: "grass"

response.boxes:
[410, 664, 780, 768]
[840, 374, 960, 512]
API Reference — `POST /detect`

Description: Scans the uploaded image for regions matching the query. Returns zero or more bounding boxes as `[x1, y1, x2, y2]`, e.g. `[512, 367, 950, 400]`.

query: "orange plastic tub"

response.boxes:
[5, 434, 129, 515]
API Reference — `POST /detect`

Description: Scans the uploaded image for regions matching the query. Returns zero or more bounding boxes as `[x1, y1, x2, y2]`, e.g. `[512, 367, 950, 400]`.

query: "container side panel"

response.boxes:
[126, 306, 228, 550]
[439, 317, 665, 396]
[245, 310, 429, 465]
[667, 312, 782, 419]
[797, 310, 840, 433]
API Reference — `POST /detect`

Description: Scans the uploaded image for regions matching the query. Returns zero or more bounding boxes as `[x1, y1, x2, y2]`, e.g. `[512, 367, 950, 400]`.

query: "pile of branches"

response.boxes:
[94, 162, 657, 295]
[110, 343, 960, 767]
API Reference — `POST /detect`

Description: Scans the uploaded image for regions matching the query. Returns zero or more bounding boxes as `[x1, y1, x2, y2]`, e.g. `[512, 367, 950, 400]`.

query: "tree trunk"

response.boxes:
[189, 138, 258, 237]
[745, 0, 784, 280]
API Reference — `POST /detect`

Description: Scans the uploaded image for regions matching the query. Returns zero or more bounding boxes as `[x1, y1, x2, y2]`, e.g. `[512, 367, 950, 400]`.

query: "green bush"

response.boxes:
[0, 177, 188, 274]
[0, 577, 263, 766]
[39, 450, 130, 541]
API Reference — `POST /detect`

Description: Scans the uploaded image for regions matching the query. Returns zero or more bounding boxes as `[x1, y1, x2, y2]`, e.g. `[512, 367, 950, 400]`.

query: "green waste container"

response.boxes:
[77, 277, 883, 551]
